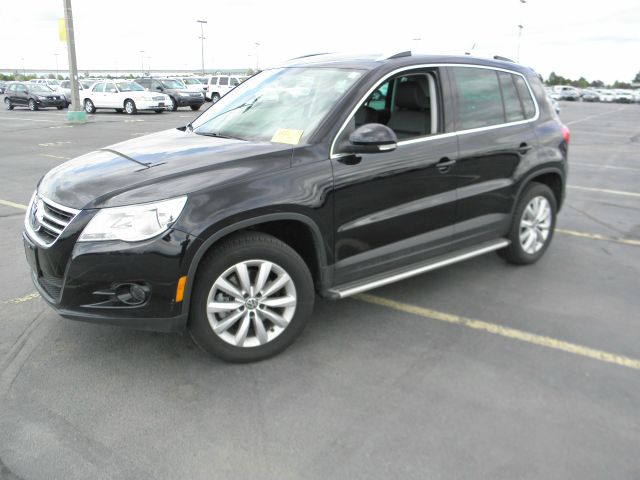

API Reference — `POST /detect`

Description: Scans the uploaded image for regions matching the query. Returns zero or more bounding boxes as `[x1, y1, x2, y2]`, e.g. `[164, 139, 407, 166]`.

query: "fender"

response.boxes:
[179, 212, 330, 322]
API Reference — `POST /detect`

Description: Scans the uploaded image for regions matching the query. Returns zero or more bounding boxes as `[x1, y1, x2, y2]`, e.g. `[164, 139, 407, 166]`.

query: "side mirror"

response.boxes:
[343, 123, 398, 154]
[155, 86, 163, 91]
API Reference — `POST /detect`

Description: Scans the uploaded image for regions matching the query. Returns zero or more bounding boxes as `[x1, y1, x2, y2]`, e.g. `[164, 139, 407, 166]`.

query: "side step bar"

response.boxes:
[327, 239, 510, 299]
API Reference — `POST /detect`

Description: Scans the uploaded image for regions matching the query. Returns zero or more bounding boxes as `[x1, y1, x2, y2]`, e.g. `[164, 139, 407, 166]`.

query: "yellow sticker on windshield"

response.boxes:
[271, 129, 304, 145]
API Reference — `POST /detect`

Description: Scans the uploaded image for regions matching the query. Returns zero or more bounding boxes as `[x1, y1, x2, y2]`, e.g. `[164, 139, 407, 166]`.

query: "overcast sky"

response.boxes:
[1, 0, 638, 83]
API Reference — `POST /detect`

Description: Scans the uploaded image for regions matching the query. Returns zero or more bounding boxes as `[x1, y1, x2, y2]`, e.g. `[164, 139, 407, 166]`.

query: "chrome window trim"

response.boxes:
[24, 192, 81, 249]
[329, 63, 540, 159]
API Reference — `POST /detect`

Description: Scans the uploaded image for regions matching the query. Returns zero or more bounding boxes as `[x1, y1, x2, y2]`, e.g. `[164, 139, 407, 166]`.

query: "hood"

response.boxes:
[38, 128, 294, 209]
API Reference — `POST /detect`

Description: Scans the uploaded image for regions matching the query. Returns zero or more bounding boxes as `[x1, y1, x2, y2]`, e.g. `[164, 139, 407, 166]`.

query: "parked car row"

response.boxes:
[545, 85, 640, 103]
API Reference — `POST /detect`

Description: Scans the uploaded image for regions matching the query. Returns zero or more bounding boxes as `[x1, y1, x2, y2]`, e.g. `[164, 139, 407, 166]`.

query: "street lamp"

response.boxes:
[517, 0, 526, 62]
[197, 20, 207, 75]
[139, 50, 145, 73]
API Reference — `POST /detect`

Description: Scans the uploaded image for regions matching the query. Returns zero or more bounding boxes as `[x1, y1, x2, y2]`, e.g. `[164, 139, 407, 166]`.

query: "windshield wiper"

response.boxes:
[197, 132, 245, 141]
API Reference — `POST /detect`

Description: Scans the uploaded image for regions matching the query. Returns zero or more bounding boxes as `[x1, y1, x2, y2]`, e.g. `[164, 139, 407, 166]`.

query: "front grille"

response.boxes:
[39, 273, 63, 299]
[25, 193, 80, 247]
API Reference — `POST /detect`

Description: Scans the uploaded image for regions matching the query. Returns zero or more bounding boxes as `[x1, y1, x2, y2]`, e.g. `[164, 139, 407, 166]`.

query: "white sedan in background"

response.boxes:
[82, 80, 170, 114]
[598, 90, 616, 102]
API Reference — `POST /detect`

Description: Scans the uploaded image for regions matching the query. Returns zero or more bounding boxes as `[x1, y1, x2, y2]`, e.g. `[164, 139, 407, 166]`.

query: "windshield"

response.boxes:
[191, 67, 364, 143]
[182, 78, 201, 85]
[47, 80, 60, 86]
[30, 84, 52, 92]
[161, 79, 184, 89]
[116, 82, 144, 92]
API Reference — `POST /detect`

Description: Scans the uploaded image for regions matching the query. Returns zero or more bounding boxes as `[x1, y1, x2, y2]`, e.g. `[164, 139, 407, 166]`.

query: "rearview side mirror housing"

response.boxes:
[343, 123, 398, 154]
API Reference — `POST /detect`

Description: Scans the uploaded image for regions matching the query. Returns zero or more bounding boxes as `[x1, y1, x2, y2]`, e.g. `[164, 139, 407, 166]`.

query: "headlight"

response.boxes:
[79, 196, 187, 242]
[37, 95, 47, 100]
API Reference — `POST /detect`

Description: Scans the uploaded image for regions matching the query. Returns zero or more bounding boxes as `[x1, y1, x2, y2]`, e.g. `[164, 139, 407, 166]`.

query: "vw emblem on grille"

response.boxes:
[30, 197, 45, 231]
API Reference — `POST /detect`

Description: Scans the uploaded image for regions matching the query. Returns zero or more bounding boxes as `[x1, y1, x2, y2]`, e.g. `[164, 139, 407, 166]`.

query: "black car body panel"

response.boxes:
[5, 82, 67, 109]
[24, 53, 568, 332]
[135, 77, 204, 108]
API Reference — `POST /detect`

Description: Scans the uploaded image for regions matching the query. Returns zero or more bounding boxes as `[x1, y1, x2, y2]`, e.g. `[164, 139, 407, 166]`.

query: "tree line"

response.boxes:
[545, 71, 640, 89]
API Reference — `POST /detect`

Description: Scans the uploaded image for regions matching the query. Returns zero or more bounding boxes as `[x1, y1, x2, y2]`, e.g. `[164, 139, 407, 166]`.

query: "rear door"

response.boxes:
[448, 66, 539, 249]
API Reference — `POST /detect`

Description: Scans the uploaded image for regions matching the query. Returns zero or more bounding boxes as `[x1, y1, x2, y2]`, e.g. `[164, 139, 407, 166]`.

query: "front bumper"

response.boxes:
[23, 224, 202, 333]
[36, 98, 67, 108]
[176, 95, 205, 107]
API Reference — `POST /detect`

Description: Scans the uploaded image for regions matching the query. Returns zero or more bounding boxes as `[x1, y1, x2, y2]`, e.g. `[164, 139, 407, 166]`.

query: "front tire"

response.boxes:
[124, 99, 137, 115]
[190, 105, 201, 111]
[189, 232, 314, 363]
[168, 96, 178, 111]
[499, 182, 557, 265]
[84, 99, 96, 113]
[28, 99, 38, 111]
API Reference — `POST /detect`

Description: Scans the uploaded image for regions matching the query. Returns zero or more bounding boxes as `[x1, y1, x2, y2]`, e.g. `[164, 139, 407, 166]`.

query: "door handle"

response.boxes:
[436, 157, 456, 172]
[518, 142, 533, 155]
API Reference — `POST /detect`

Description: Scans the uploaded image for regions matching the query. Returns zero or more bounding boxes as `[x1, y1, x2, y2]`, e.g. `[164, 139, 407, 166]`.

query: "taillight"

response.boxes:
[561, 125, 570, 144]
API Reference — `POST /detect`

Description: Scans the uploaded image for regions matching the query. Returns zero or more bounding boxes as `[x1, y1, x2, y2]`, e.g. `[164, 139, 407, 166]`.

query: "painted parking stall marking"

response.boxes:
[2, 292, 40, 305]
[0, 199, 28, 211]
[556, 228, 640, 247]
[567, 185, 640, 198]
[355, 293, 640, 371]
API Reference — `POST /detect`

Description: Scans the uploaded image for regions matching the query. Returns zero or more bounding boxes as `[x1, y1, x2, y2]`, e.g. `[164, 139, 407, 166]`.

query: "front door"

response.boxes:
[331, 68, 458, 285]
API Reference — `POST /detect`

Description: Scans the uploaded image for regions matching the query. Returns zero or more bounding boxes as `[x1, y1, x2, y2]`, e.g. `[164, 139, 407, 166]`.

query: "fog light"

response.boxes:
[115, 283, 149, 306]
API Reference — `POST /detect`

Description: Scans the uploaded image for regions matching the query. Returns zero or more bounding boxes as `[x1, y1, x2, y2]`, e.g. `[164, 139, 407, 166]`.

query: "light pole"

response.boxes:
[197, 20, 207, 74]
[516, 0, 526, 62]
[54, 53, 59, 78]
[139, 50, 145, 73]
[62, 0, 86, 122]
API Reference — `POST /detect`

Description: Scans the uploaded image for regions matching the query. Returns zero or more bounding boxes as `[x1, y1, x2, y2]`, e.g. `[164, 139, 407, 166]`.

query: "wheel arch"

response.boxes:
[515, 166, 565, 212]
[181, 213, 329, 320]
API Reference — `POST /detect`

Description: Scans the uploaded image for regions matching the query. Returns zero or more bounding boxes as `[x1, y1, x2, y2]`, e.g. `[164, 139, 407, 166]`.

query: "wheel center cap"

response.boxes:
[245, 297, 258, 310]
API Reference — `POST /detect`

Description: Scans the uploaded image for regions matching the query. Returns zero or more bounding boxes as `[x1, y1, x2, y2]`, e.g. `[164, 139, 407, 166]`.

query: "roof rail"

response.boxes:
[377, 50, 412, 61]
[288, 52, 332, 61]
[493, 55, 515, 63]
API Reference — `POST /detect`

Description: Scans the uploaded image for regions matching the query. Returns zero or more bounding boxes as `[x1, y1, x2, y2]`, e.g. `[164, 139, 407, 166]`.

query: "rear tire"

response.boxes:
[498, 182, 557, 265]
[124, 99, 137, 115]
[56, 106, 64, 110]
[28, 99, 38, 111]
[4, 98, 12, 110]
[211, 93, 220, 103]
[189, 232, 314, 363]
[84, 99, 96, 113]
[154, 109, 164, 114]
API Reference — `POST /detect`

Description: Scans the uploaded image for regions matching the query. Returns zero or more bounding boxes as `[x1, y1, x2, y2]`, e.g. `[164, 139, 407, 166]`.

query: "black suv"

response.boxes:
[24, 53, 568, 362]
[4, 82, 67, 110]
[135, 77, 204, 111]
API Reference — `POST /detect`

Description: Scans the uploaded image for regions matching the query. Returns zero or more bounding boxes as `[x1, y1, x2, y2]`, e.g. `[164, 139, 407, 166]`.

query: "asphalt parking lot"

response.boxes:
[0, 100, 639, 479]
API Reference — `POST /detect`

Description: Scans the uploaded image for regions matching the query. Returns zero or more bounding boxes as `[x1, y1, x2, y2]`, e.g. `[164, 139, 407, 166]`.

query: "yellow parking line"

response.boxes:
[0, 199, 28, 211]
[2, 292, 40, 305]
[557, 228, 640, 247]
[356, 293, 640, 370]
[567, 185, 640, 198]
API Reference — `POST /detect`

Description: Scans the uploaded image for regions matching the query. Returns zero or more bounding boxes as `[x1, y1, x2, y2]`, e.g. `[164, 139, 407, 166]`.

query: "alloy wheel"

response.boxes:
[519, 196, 552, 254]
[206, 259, 297, 348]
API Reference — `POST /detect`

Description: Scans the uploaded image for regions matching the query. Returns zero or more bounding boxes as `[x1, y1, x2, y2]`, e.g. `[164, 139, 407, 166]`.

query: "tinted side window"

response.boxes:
[498, 72, 525, 123]
[513, 75, 536, 119]
[93, 83, 105, 92]
[452, 67, 503, 130]
[219, 77, 229, 86]
[230, 77, 239, 86]
[210, 77, 218, 85]
[104, 83, 117, 93]
[151, 80, 163, 90]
